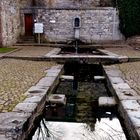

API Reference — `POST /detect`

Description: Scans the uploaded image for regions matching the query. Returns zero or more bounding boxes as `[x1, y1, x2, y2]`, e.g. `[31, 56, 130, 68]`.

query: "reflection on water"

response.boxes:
[32, 64, 127, 140]
[32, 118, 126, 140]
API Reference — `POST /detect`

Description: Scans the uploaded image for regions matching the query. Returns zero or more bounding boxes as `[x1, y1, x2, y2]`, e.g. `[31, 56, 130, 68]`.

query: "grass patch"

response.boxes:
[0, 47, 16, 53]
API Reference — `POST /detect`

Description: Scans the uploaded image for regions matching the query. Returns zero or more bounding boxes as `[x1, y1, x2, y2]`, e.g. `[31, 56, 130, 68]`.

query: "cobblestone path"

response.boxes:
[0, 59, 56, 112]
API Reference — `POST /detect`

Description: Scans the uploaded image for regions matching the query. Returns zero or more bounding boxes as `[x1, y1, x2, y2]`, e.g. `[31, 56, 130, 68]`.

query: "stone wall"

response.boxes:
[0, 0, 32, 46]
[35, 8, 123, 43]
[36, 0, 100, 9]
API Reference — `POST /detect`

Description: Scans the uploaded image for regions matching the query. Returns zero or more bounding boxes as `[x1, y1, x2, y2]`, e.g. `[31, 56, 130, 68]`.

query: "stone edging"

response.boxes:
[103, 65, 140, 140]
[0, 64, 64, 140]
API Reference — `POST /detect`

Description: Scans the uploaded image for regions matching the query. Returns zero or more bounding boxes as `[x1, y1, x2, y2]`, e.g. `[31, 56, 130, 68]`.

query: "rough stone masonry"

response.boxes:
[35, 7, 123, 43]
[0, 0, 123, 46]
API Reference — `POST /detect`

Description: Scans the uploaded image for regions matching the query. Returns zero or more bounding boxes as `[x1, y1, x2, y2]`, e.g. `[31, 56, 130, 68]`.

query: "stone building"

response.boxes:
[0, 0, 123, 46]
[0, 0, 33, 46]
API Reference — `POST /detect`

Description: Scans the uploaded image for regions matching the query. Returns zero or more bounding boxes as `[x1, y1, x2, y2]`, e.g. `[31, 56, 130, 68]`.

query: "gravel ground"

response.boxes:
[0, 59, 56, 112]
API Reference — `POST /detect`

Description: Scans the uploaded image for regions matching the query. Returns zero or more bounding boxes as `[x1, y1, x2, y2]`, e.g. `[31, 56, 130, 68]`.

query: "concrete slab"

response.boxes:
[0, 135, 11, 140]
[25, 86, 48, 97]
[105, 69, 122, 77]
[36, 77, 56, 87]
[44, 48, 61, 57]
[48, 94, 66, 105]
[121, 100, 140, 110]
[98, 49, 120, 57]
[109, 77, 124, 84]
[0, 112, 30, 125]
[94, 76, 105, 81]
[13, 103, 37, 113]
[60, 75, 74, 81]
[99, 97, 117, 107]
[115, 89, 140, 100]
[127, 109, 140, 127]
[23, 96, 44, 103]
[46, 72, 60, 77]
[119, 56, 129, 63]
[113, 83, 131, 90]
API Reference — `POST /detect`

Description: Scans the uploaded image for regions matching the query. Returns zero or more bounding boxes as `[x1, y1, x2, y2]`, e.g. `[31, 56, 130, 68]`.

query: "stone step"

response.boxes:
[98, 97, 117, 107]
[17, 36, 35, 44]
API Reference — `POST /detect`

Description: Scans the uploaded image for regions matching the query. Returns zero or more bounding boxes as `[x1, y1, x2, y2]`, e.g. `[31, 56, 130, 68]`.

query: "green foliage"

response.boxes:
[0, 47, 16, 53]
[117, 0, 140, 38]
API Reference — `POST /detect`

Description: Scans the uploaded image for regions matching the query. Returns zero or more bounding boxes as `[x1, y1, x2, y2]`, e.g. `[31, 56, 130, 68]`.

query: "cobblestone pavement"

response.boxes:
[105, 46, 140, 57]
[0, 59, 56, 112]
[116, 62, 140, 95]
[6, 46, 54, 57]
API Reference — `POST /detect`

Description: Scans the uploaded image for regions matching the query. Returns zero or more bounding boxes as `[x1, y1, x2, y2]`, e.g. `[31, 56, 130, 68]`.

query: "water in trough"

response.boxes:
[32, 63, 127, 140]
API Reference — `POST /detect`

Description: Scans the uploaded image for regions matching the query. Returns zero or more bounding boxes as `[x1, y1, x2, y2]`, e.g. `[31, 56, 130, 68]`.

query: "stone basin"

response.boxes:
[48, 94, 66, 105]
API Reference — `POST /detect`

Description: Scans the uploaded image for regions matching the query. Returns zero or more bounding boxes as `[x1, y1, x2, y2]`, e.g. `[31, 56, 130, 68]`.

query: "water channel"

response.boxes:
[32, 62, 127, 140]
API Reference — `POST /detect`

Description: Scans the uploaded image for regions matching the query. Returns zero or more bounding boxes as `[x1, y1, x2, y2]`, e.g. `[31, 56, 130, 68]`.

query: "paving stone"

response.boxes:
[51, 65, 63, 70]
[45, 48, 61, 57]
[26, 86, 47, 96]
[116, 89, 140, 100]
[36, 77, 56, 87]
[0, 112, 30, 124]
[99, 97, 116, 107]
[13, 103, 37, 113]
[121, 100, 140, 110]
[106, 69, 122, 77]
[118, 56, 129, 63]
[0, 112, 30, 137]
[46, 72, 60, 77]
[109, 77, 124, 84]
[23, 96, 44, 103]
[127, 109, 140, 127]
[6, 46, 54, 57]
[113, 83, 131, 90]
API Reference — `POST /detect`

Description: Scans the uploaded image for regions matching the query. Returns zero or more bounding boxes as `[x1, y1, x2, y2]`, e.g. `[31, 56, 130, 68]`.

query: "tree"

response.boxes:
[117, 0, 140, 38]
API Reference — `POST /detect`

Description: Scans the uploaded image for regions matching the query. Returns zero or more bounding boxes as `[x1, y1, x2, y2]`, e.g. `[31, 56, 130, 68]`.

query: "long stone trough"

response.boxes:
[103, 65, 140, 140]
[0, 65, 64, 140]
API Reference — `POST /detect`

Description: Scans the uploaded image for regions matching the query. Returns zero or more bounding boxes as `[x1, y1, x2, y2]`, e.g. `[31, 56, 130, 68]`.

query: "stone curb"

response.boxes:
[0, 64, 64, 140]
[103, 65, 140, 140]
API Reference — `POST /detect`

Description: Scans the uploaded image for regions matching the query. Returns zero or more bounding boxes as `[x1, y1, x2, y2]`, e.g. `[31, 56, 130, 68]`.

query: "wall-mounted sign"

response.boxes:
[34, 23, 43, 33]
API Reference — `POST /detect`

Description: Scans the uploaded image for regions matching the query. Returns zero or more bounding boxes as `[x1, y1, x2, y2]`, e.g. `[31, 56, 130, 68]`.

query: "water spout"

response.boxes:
[74, 29, 80, 54]
[75, 39, 78, 54]
[73, 17, 81, 54]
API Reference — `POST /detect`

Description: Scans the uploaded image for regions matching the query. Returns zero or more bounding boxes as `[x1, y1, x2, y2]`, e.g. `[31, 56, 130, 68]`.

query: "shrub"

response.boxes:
[117, 0, 140, 38]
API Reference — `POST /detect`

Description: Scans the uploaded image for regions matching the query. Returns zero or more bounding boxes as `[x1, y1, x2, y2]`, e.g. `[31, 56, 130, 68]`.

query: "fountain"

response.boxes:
[32, 63, 127, 140]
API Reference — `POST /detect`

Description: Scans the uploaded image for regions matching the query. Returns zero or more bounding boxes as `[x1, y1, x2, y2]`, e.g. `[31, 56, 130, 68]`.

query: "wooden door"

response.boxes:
[24, 14, 33, 36]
